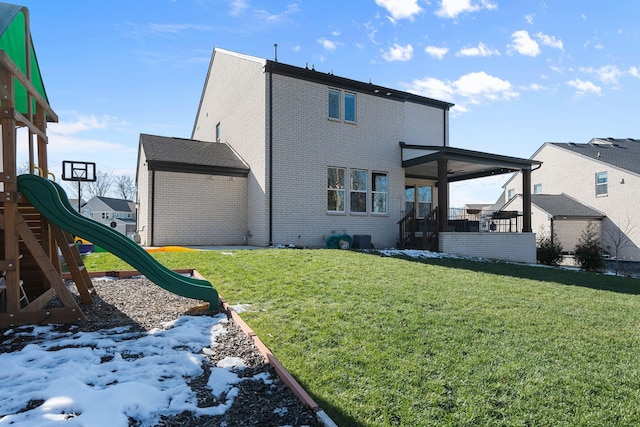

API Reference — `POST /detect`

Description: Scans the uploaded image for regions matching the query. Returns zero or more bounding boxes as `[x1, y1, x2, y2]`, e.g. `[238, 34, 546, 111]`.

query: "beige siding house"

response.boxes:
[503, 138, 640, 260]
[136, 48, 540, 262]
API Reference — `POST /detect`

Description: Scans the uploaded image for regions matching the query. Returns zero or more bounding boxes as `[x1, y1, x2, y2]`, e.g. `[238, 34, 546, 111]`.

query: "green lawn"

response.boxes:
[84, 249, 640, 426]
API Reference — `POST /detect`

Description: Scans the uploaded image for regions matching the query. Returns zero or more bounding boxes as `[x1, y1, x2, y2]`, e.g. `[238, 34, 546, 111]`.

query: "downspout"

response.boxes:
[550, 217, 554, 244]
[268, 69, 273, 246]
[150, 169, 155, 246]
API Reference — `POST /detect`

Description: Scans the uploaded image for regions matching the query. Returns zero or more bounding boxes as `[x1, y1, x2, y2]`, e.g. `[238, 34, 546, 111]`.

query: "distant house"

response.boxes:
[503, 137, 640, 260]
[136, 48, 541, 263]
[82, 196, 137, 238]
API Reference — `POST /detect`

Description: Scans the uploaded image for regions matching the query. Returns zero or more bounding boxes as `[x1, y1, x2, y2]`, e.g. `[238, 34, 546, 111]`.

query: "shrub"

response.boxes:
[537, 233, 563, 266]
[574, 224, 603, 272]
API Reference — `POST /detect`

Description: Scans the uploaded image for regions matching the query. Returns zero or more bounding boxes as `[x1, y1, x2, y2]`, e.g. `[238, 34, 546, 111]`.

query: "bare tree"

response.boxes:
[603, 216, 637, 275]
[86, 171, 114, 198]
[114, 174, 136, 200]
[16, 161, 30, 175]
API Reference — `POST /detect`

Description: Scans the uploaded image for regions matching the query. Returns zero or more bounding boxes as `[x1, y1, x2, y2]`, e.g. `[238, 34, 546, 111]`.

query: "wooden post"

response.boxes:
[1, 63, 20, 313]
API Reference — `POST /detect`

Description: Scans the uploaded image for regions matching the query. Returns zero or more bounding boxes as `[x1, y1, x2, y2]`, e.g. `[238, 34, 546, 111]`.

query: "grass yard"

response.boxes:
[84, 249, 640, 426]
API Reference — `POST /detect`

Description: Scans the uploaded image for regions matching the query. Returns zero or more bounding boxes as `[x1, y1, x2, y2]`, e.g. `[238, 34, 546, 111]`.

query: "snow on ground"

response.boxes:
[0, 314, 266, 426]
[377, 249, 463, 259]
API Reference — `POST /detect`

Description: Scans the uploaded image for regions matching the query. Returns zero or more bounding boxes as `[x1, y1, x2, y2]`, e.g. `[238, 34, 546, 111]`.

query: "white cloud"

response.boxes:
[382, 43, 414, 62]
[525, 14, 534, 24]
[435, 0, 497, 19]
[630, 66, 640, 78]
[253, 3, 300, 24]
[228, 0, 248, 16]
[318, 37, 340, 52]
[580, 65, 624, 86]
[536, 32, 563, 50]
[402, 71, 517, 110]
[508, 30, 540, 57]
[524, 83, 546, 91]
[454, 72, 518, 103]
[455, 42, 500, 57]
[374, 0, 422, 21]
[425, 45, 449, 59]
[567, 79, 601, 96]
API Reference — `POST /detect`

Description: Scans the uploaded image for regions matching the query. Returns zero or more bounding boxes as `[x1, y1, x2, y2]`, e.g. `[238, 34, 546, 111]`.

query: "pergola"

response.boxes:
[399, 142, 542, 232]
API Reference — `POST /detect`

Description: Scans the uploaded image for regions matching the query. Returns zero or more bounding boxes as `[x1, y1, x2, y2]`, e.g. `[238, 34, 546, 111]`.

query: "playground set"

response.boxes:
[0, 3, 217, 327]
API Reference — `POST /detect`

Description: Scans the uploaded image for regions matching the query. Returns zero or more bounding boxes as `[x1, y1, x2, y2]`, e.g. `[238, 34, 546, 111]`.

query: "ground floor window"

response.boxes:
[405, 184, 432, 217]
[372, 172, 388, 213]
[350, 169, 367, 213]
[327, 167, 345, 212]
[328, 167, 388, 214]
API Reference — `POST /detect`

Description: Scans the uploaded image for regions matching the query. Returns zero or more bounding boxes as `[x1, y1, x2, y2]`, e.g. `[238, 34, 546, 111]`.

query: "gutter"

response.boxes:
[150, 170, 155, 246]
[268, 69, 273, 246]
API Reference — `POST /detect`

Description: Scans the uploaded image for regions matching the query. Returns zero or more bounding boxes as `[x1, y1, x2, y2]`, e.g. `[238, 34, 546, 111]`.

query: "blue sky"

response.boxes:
[17, 0, 640, 205]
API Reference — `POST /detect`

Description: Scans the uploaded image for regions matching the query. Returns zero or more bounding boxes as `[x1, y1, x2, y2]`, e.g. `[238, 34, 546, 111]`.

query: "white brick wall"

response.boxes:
[152, 171, 247, 246]
[505, 143, 640, 259]
[440, 232, 537, 263]
[192, 49, 268, 246]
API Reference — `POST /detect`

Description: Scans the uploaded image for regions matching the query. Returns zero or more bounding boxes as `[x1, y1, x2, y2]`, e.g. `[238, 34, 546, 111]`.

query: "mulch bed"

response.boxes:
[0, 277, 322, 427]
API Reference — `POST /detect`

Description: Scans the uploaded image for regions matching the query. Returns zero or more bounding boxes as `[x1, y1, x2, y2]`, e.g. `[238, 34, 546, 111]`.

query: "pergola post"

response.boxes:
[522, 169, 532, 232]
[437, 158, 448, 232]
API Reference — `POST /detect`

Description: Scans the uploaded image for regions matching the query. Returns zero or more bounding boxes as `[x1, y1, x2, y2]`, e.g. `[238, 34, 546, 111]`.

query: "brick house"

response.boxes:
[136, 48, 540, 262]
[503, 138, 640, 260]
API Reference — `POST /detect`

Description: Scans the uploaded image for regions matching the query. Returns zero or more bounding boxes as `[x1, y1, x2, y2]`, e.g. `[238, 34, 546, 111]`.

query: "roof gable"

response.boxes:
[140, 134, 249, 177]
[87, 196, 134, 213]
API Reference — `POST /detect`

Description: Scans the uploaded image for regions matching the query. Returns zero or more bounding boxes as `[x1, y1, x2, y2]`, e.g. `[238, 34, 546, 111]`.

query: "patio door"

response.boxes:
[405, 185, 432, 231]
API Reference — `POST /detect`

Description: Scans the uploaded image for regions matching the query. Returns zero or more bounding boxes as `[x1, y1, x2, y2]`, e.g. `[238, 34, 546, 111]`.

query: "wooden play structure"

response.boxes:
[0, 3, 95, 327]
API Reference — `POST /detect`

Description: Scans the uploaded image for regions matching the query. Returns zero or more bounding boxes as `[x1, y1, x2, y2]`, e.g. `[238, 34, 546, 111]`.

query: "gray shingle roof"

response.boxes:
[96, 196, 134, 212]
[140, 134, 249, 176]
[531, 194, 604, 218]
[551, 138, 640, 174]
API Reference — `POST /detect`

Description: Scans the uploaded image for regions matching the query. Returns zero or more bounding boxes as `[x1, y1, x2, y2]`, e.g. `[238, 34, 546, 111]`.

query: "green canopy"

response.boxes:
[0, 2, 51, 118]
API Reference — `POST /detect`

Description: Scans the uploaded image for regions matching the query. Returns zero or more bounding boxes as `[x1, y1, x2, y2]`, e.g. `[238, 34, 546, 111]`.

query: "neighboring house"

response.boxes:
[82, 196, 137, 238]
[503, 137, 640, 260]
[136, 48, 540, 263]
[504, 193, 605, 253]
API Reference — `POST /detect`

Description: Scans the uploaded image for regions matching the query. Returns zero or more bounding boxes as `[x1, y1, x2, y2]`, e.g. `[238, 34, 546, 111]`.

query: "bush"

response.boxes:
[537, 233, 563, 266]
[574, 224, 603, 272]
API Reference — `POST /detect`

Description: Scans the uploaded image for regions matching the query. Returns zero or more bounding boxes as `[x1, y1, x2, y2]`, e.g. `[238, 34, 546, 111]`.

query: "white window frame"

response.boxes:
[595, 171, 608, 196]
[328, 89, 341, 120]
[350, 169, 368, 214]
[327, 167, 345, 213]
[344, 92, 357, 123]
[507, 188, 515, 200]
[533, 183, 542, 194]
[371, 172, 388, 214]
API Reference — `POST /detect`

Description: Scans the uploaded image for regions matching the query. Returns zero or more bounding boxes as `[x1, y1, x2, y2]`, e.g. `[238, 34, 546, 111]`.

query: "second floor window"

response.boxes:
[344, 92, 356, 122]
[595, 171, 608, 196]
[328, 89, 340, 120]
[328, 89, 357, 123]
[507, 188, 515, 200]
[533, 183, 542, 194]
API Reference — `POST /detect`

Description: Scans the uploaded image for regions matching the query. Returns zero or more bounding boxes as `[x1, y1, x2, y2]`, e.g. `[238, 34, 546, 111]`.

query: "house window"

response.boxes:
[215, 122, 221, 142]
[372, 172, 387, 213]
[533, 184, 542, 194]
[417, 185, 432, 217]
[344, 92, 356, 122]
[595, 171, 608, 196]
[350, 169, 367, 213]
[507, 188, 515, 200]
[404, 186, 415, 215]
[328, 89, 340, 120]
[327, 167, 345, 212]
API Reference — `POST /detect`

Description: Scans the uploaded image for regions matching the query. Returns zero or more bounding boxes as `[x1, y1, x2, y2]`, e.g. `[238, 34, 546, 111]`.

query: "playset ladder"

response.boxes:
[51, 226, 95, 304]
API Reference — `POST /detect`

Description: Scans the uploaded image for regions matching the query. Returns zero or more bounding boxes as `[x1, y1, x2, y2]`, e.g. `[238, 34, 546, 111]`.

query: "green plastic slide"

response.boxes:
[17, 174, 218, 309]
